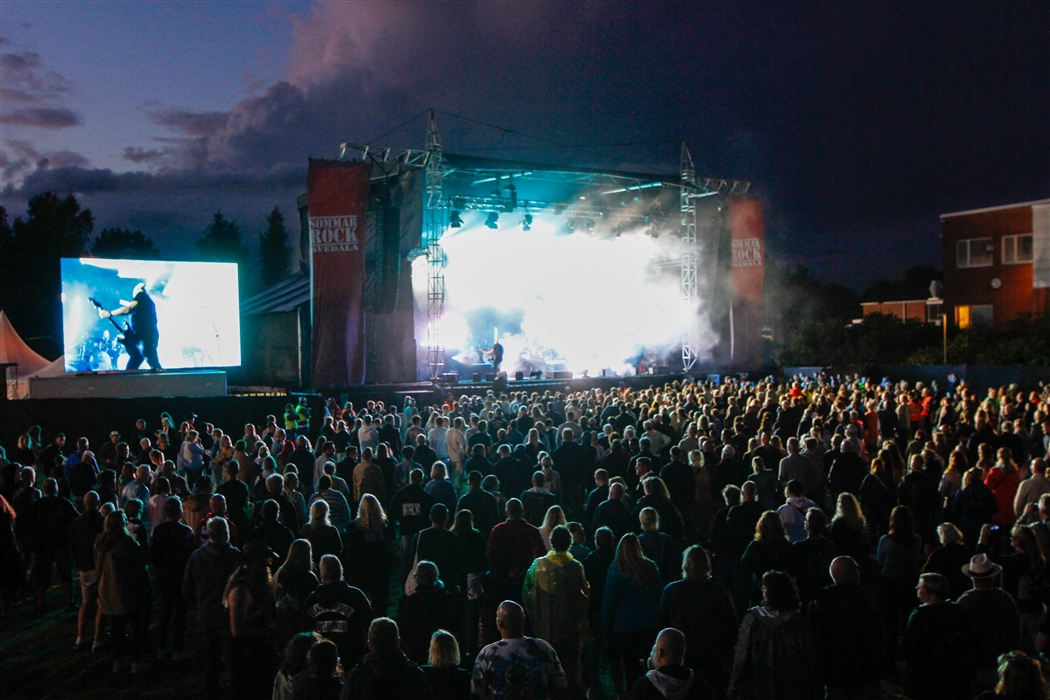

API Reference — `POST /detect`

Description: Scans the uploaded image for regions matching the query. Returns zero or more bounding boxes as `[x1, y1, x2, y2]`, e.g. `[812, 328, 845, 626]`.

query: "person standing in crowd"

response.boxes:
[898, 572, 974, 700]
[183, 516, 241, 698]
[69, 490, 104, 651]
[421, 630, 472, 700]
[729, 570, 822, 700]
[150, 496, 196, 661]
[399, 561, 462, 665]
[303, 555, 374, 668]
[657, 546, 737, 698]
[628, 627, 712, 700]
[957, 553, 1022, 692]
[342, 617, 435, 700]
[877, 505, 923, 665]
[25, 478, 79, 613]
[95, 510, 151, 674]
[808, 557, 882, 700]
[603, 533, 664, 698]
[224, 540, 279, 700]
[523, 525, 590, 697]
[471, 600, 567, 700]
[345, 494, 393, 617]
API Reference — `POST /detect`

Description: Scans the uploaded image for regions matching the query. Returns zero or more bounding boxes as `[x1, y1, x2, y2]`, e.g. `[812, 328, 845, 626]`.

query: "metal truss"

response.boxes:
[423, 112, 448, 380]
[339, 143, 432, 167]
[680, 143, 700, 372]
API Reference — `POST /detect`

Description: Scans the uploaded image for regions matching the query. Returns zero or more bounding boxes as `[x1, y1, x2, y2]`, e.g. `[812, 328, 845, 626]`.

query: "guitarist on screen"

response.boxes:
[97, 282, 162, 371]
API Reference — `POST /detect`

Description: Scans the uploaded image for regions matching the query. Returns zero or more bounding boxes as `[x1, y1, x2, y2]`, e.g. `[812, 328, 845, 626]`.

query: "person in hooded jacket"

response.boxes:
[728, 570, 822, 700]
[96, 509, 152, 674]
[304, 555, 374, 668]
[341, 617, 434, 700]
[627, 627, 712, 700]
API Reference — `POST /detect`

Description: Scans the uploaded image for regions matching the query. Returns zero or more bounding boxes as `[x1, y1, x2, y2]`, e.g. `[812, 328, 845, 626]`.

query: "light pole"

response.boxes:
[942, 313, 948, 364]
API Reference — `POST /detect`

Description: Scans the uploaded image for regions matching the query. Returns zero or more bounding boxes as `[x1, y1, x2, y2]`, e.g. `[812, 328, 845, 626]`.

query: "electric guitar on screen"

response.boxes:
[89, 297, 138, 348]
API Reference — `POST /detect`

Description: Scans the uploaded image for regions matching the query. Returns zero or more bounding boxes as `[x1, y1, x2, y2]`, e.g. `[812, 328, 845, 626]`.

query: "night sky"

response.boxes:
[1, 1, 1047, 289]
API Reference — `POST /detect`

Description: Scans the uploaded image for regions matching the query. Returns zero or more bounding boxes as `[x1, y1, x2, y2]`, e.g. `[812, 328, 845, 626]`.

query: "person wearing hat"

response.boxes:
[98, 431, 122, 470]
[898, 572, 975, 700]
[957, 553, 1021, 691]
[97, 281, 161, 371]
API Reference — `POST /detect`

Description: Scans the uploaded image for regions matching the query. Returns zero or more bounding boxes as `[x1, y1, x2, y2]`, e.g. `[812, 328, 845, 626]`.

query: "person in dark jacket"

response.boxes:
[398, 561, 462, 665]
[657, 546, 736, 698]
[69, 490, 104, 650]
[304, 555, 375, 668]
[247, 499, 295, 563]
[956, 553, 1022, 691]
[898, 572, 975, 700]
[410, 504, 466, 596]
[729, 570, 822, 700]
[150, 496, 196, 660]
[421, 630, 471, 700]
[627, 627, 712, 700]
[808, 557, 883, 698]
[24, 478, 78, 612]
[920, 522, 973, 600]
[521, 471, 560, 527]
[593, 483, 633, 541]
[950, 468, 999, 549]
[827, 441, 866, 503]
[740, 512, 793, 608]
[182, 516, 241, 696]
[583, 527, 617, 699]
[341, 617, 435, 700]
[293, 639, 343, 700]
[457, 470, 501, 538]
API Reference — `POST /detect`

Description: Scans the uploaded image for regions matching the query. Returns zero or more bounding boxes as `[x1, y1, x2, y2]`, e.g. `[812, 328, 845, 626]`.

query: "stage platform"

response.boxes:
[28, 369, 227, 399]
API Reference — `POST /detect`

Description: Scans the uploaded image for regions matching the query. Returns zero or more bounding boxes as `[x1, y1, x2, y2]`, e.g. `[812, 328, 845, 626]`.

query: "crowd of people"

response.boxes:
[2, 375, 1050, 700]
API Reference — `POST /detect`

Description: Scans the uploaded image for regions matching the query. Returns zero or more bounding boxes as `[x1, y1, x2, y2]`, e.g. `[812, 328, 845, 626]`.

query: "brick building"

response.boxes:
[940, 199, 1050, 329]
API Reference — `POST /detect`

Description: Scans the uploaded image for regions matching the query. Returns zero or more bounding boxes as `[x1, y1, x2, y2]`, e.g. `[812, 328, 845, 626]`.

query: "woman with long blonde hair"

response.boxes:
[539, 505, 566, 551]
[346, 493, 392, 615]
[272, 539, 318, 644]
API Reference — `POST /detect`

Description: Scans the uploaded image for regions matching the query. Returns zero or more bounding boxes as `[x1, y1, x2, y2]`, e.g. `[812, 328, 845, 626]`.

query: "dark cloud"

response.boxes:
[0, 49, 74, 104]
[122, 146, 171, 164]
[0, 107, 82, 129]
[1, 140, 89, 182]
[144, 104, 229, 137]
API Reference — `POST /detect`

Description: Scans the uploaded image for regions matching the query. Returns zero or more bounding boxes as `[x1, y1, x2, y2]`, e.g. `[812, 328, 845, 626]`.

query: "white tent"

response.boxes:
[0, 310, 56, 399]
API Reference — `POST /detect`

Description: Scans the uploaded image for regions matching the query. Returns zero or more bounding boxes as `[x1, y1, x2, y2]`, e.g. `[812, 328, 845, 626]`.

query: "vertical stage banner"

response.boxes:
[307, 159, 371, 387]
[727, 197, 765, 369]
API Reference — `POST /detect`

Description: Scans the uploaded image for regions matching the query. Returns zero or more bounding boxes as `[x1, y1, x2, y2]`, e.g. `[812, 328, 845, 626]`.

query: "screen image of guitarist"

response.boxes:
[94, 282, 161, 371]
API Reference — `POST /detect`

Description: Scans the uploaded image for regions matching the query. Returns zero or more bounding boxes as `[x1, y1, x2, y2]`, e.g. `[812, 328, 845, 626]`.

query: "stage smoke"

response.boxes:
[413, 190, 719, 378]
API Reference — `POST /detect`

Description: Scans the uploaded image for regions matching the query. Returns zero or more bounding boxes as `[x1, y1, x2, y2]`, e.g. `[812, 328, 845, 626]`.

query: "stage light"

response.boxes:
[485, 212, 499, 229]
[453, 197, 466, 209]
[449, 210, 463, 228]
[583, 219, 596, 234]
[563, 218, 575, 234]
[521, 213, 533, 231]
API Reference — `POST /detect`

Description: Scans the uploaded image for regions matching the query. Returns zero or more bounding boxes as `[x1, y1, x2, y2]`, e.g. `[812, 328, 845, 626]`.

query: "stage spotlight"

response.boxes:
[563, 218, 575, 234]
[449, 210, 463, 228]
[521, 213, 533, 231]
[583, 218, 596, 234]
[485, 212, 499, 229]
[453, 197, 466, 209]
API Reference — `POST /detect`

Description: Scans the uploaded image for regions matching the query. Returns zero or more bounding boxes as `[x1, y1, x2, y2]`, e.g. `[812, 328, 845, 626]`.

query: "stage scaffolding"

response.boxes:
[340, 117, 749, 378]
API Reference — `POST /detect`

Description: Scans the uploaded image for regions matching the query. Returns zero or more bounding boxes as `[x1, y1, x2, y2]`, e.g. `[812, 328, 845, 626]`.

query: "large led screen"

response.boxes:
[61, 258, 241, 372]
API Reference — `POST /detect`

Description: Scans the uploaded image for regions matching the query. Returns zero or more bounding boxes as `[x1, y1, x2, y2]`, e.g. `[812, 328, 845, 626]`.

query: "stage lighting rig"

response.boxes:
[583, 218, 596, 234]
[449, 210, 463, 228]
[485, 212, 499, 229]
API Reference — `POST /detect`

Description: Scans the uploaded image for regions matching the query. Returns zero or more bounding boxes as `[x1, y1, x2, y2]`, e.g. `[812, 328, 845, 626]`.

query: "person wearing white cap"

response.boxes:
[957, 553, 1021, 692]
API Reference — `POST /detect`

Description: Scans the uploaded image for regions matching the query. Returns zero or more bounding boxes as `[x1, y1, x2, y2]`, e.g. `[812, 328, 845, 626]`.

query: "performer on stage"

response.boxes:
[486, 339, 504, 374]
[98, 282, 162, 371]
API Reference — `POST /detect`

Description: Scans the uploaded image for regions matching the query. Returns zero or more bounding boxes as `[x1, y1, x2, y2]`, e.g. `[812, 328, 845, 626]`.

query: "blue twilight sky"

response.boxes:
[1, 1, 1047, 289]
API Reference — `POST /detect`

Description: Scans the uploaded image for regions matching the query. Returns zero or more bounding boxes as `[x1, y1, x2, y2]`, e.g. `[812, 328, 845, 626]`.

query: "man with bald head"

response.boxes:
[471, 601, 567, 700]
[807, 556, 882, 699]
[627, 627, 712, 700]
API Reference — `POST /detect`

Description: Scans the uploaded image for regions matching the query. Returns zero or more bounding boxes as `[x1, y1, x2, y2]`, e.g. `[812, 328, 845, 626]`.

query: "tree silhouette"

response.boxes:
[195, 211, 250, 290]
[92, 227, 160, 259]
[0, 192, 93, 357]
[259, 206, 292, 288]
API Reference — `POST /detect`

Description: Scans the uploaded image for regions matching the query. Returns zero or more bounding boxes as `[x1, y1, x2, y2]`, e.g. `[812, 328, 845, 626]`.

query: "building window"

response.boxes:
[955, 304, 993, 329]
[957, 238, 995, 268]
[1002, 233, 1034, 265]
